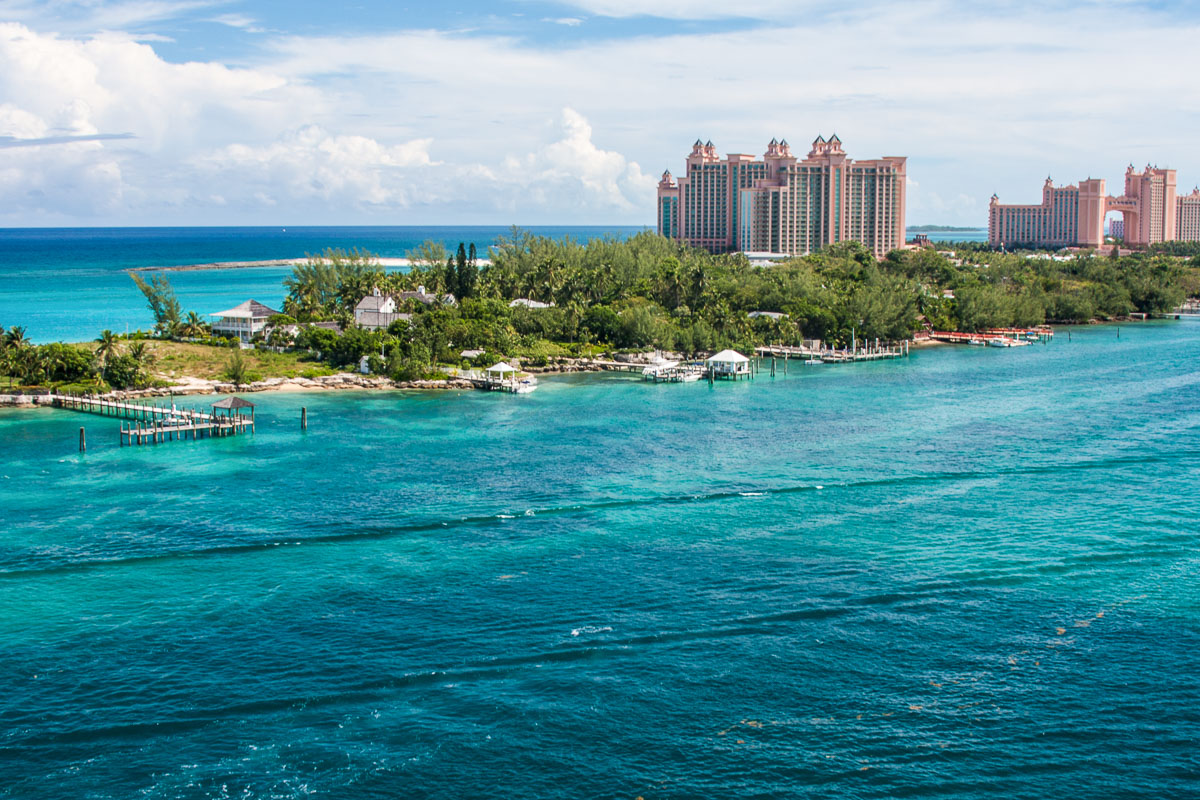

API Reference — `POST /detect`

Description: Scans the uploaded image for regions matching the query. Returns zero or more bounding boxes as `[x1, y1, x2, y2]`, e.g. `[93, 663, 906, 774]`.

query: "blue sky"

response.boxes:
[0, 0, 1198, 227]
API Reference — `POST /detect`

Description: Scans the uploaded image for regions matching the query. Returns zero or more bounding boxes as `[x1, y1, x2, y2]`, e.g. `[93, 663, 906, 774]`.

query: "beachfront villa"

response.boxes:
[210, 300, 279, 343]
[989, 166, 1200, 248]
[657, 136, 907, 258]
[706, 349, 752, 380]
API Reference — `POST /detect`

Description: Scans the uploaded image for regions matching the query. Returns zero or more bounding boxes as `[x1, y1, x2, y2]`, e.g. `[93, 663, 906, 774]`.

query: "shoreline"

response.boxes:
[0, 362, 614, 408]
[127, 256, 491, 273]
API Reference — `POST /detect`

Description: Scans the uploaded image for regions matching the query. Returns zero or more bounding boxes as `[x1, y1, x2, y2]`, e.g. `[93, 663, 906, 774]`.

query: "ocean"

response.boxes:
[2, 315, 1198, 797]
[0, 226, 648, 343]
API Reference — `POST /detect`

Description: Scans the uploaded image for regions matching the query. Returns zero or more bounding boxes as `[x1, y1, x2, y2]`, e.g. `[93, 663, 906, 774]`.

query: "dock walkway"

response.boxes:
[754, 343, 907, 363]
[52, 392, 255, 446]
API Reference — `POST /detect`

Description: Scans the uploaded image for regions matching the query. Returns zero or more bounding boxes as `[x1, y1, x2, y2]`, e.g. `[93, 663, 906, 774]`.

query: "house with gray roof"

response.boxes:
[354, 289, 412, 331]
[210, 299, 279, 342]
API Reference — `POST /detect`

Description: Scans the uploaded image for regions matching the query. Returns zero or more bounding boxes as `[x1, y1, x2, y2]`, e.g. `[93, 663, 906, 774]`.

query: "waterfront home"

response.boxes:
[509, 298, 554, 309]
[354, 289, 412, 331]
[748, 311, 787, 320]
[210, 300, 279, 343]
[706, 349, 752, 380]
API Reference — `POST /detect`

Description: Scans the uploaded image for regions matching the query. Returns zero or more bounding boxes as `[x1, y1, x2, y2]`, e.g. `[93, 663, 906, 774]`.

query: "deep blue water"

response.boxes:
[0, 226, 646, 343]
[1, 320, 1198, 798]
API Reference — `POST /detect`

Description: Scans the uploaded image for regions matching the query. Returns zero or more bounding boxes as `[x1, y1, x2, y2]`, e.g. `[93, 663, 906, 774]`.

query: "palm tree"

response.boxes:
[94, 330, 120, 380]
[3, 326, 27, 388]
[180, 311, 207, 339]
[4, 325, 26, 351]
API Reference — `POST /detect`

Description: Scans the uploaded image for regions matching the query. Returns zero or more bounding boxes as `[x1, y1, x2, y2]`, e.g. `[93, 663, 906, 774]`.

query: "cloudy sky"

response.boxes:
[0, 0, 1197, 227]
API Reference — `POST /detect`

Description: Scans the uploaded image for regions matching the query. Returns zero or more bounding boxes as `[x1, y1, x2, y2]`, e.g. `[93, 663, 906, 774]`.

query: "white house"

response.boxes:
[210, 300, 279, 343]
[354, 289, 412, 331]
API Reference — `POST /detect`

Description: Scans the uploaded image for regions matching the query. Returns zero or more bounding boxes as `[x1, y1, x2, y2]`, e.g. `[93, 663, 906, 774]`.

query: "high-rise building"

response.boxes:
[989, 164, 1195, 248]
[656, 136, 906, 258]
[1177, 188, 1200, 242]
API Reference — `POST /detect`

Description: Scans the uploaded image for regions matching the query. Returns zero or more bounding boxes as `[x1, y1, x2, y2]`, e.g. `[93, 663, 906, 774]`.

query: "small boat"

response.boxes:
[679, 372, 702, 382]
[988, 338, 1011, 348]
[804, 358, 823, 365]
[967, 338, 986, 346]
[514, 378, 538, 394]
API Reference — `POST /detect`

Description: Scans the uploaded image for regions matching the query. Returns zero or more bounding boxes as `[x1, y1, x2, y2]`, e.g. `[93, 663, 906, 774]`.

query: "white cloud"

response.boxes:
[497, 108, 651, 212]
[543, 17, 584, 26]
[1, 4, 1199, 225]
[195, 125, 437, 207]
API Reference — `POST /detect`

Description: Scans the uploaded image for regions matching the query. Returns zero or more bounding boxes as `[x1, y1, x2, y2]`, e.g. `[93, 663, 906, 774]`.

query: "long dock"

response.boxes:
[754, 342, 907, 363]
[52, 392, 256, 446]
[54, 393, 212, 422]
[118, 416, 254, 445]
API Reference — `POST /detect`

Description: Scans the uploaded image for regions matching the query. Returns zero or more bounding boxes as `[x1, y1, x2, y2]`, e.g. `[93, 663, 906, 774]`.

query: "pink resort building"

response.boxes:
[657, 136, 907, 258]
[989, 165, 1200, 248]
[1177, 187, 1200, 242]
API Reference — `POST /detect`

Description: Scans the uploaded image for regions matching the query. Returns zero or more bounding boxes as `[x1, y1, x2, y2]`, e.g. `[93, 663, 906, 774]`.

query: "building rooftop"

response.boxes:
[211, 300, 279, 319]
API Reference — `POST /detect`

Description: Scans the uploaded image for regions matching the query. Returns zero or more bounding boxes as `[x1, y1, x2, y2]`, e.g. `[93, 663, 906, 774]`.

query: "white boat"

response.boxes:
[804, 358, 823, 365]
[967, 338, 986, 346]
[988, 338, 1011, 347]
[679, 371, 702, 382]
[514, 378, 538, 394]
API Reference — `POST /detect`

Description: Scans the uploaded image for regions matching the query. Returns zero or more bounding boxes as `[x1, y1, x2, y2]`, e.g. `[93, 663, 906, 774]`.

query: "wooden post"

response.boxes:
[301, 406, 308, 431]
[79, 427, 86, 453]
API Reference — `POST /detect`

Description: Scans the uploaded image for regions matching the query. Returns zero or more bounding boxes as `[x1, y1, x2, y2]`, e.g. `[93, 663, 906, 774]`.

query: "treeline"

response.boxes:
[0, 326, 158, 390]
[277, 231, 1197, 381]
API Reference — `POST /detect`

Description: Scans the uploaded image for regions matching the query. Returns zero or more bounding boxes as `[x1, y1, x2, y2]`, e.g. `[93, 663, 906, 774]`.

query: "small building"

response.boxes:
[354, 289, 412, 331]
[461, 349, 485, 359]
[706, 349, 752, 380]
[397, 285, 456, 306]
[741, 252, 791, 266]
[748, 311, 787, 320]
[486, 361, 517, 379]
[509, 298, 555, 309]
[210, 300, 279, 343]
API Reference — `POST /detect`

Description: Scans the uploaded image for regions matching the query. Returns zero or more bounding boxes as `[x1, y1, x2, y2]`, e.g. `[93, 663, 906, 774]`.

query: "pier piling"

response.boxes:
[79, 427, 85, 453]
[301, 407, 308, 431]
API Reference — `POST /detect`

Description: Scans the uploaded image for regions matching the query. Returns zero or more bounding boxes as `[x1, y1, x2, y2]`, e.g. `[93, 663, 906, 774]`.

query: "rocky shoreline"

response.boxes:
[0, 357, 632, 407]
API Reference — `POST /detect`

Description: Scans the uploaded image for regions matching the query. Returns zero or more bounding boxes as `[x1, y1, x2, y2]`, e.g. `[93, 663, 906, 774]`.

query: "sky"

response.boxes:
[0, 0, 1198, 228]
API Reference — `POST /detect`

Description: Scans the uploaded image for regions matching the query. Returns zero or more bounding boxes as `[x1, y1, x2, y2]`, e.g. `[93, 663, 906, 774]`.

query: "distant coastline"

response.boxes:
[128, 257, 489, 273]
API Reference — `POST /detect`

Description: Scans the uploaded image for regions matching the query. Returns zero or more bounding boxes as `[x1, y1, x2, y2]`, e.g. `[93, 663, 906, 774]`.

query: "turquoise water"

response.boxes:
[0, 226, 646, 343]
[2, 321, 1198, 797]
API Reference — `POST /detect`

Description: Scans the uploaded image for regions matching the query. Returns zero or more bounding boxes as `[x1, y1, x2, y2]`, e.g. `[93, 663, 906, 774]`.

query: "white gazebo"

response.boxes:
[486, 361, 518, 378]
[210, 300, 279, 343]
[706, 349, 752, 380]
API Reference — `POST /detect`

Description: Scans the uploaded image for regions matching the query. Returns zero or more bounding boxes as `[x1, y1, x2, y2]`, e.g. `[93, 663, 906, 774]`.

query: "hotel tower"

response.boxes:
[989, 165, 1200, 248]
[657, 136, 907, 258]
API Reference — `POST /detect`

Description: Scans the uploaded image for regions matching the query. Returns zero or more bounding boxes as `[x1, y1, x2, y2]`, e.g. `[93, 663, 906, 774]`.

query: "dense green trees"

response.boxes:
[240, 231, 1200, 380]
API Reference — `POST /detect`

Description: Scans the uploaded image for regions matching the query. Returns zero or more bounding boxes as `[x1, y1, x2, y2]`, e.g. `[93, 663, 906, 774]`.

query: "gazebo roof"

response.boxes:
[212, 396, 255, 410]
[707, 349, 750, 363]
[486, 361, 517, 373]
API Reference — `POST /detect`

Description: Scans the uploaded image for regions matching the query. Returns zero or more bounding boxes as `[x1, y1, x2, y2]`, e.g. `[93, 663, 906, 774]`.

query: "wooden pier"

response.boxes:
[755, 341, 907, 364]
[52, 392, 256, 446]
[118, 415, 254, 445]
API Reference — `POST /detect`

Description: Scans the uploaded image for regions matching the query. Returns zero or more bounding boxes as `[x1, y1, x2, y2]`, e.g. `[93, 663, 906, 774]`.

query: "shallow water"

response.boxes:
[1, 321, 1199, 798]
[0, 226, 645, 342]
